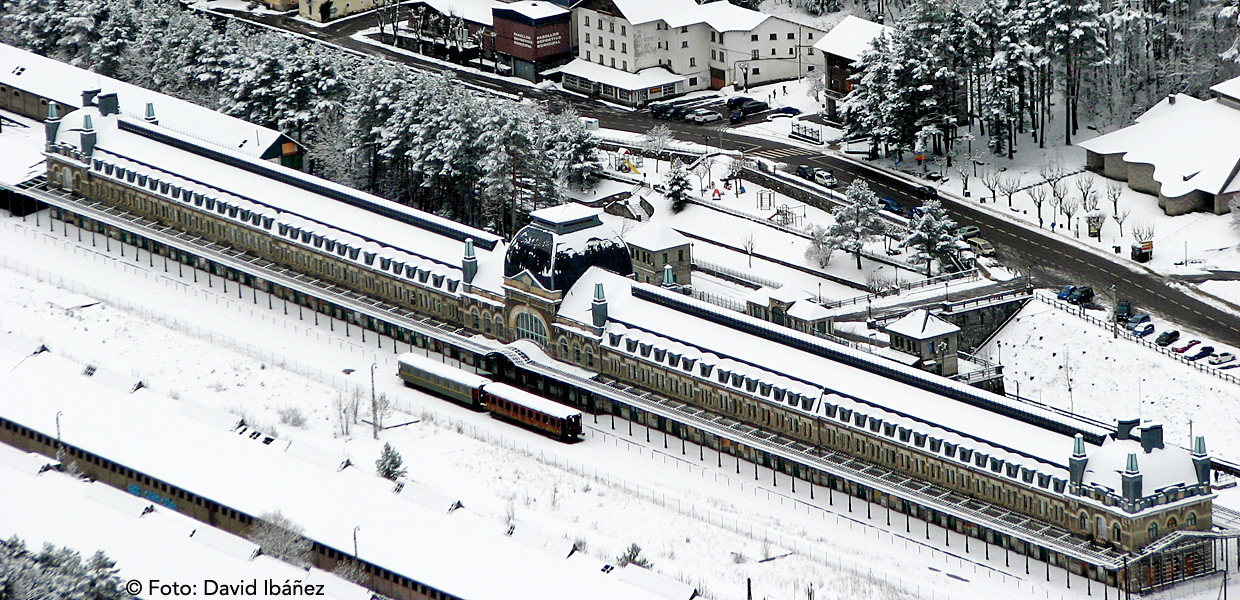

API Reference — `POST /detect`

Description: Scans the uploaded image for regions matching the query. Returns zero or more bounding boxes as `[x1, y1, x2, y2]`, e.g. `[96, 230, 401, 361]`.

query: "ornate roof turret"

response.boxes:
[503, 204, 632, 293]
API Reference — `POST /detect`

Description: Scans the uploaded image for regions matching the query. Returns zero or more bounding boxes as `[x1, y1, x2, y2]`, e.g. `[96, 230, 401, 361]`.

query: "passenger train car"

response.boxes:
[397, 353, 583, 442]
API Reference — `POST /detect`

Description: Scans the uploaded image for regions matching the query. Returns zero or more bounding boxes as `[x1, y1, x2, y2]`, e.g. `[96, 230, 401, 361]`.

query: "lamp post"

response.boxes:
[353, 526, 360, 558]
[55, 411, 63, 443]
[370, 362, 378, 440]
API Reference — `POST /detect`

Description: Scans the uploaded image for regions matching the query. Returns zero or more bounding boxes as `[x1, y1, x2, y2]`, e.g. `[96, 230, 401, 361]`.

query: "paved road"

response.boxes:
[210, 7, 1240, 350]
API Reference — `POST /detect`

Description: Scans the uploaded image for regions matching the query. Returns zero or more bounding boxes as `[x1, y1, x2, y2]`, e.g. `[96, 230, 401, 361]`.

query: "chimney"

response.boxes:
[80, 114, 96, 157]
[1068, 433, 1088, 490]
[1115, 418, 1140, 440]
[98, 92, 119, 117]
[1192, 436, 1211, 487]
[1121, 453, 1143, 506]
[1168, 95, 1176, 105]
[1139, 423, 1164, 453]
[591, 282, 608, 328]
[461, 238, 478, 284]
[661, 263, 674, 287]
[82, 88, 101, 107]
[44, 102, 61, 144]
[144, 102, 158, 125]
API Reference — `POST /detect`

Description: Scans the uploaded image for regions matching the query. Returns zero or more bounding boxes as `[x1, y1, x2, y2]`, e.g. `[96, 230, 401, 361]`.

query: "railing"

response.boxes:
[940, 283, 1032, 313]
[691, 289, 746, 313]
[692, 258, 783, 290]
[1034, 292, 1240, 387]
[818, 269, 981, 309]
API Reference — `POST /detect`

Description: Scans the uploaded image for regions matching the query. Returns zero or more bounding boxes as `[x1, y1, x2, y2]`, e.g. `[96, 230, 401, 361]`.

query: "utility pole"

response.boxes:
[1065, 346, 1073, 414]
[370, 362, 379, 440]
[1110, 284, 1118, 339]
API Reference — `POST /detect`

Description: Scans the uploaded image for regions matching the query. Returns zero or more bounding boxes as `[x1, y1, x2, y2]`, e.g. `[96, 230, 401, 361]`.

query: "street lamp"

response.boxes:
[369, 362, 378, 440]
[353, 526, 361, 558]
[55, 411, 63, 443]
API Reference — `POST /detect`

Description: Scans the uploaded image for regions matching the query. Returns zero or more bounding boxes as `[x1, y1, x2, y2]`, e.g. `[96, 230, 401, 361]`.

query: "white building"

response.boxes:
[560, 0, 823, 106]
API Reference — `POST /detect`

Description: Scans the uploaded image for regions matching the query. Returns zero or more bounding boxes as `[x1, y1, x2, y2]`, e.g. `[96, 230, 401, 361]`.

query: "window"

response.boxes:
[678, 249, 684, 261]
[622, 60, 627, 70]
[751, 34, 758, 41]
[598, 55, 603, 64]
[752, 67, 760, 74]
[610, 57, 615, 67]
[770, 48, 776, 55]
[689, 77, 698, 86]
[751, 49, 759, 59]
[680, 26, 688, 33]
[598, 37, 603, 46]
[1188, 513, 1198, 527]
[586, 51, 590, 60]
[1148, 521, 1158, 540]
[662, 252, 668, 263]
[770, 33, 777, 40]
[573, 344, 581, 363]
[597, 20, 602, 30]
[719, 33, 724, 43]
[711, 32, 716, 42]
[1112, 523, 1121, 541]
[808, 48, 814, 56]
[807, 32, 813, 39]
[711, 49, 716, 60]
[585, 33, 590, 43]
[609, 22, 614, 32]
[621, 42, 626, 53]
[787, 32, 795, 39]
[610, 39, 615, 50]
[681, 41, 688, 48]
[789, 47, 794, 55]
[515, 312, 547, 346]
[584, 15, 589, 26]
[689, 57, 695, 67]
[621, 25, 626, 35]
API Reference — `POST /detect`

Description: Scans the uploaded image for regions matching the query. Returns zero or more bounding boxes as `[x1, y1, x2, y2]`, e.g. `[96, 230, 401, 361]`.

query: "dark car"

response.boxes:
[774, 106, 802, 115]
[669, 106, 694, 120]
[1188, 346, 1216, 361]
[726, 96, 753, 110]
[739, 100, 769, 115]
[795, 165, 815, 180]
[1067, 286, 1094, 305]
[1132, 323, 1155, 337]
[1115, 300, 1132, 323]
[729, 110, 746, 124]
[878, 197, 903, 214]
[1057, 285, 1077, 300]
[1155, 330, 1180, 347]
[650, 103, 674, 119]
[913, 186, 939, 201]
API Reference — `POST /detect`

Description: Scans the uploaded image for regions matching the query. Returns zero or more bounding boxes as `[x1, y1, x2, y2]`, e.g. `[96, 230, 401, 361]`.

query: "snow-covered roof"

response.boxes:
[499, 0, 569, 19]
[0, 110, 49, 185]
[413, 0, 501, 26]
[0, 339, 674, 600]
[49, 107, 504, 291]
[558, 60, 684, 91]
[560, 270, 1109, 475]
[1077, 96, 1240, 198]
[1081, 436, 1200, 496]
[1210, 75, 1240, 103]
[885, 309, 960, 340]
[0, 444, 371, 600]
[0, 43, 294, 160]
[1136, 94, 1201, 122]
[622, 222, 689, 252]
[531, 202, 603, 226]
[812, 16, 892, 62]
[786, 299, 830, 321]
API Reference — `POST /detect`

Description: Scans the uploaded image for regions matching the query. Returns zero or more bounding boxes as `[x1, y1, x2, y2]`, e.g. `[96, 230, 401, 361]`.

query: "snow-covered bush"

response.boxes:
[0, 536, 127, 600]
[248, 511, 311, 567]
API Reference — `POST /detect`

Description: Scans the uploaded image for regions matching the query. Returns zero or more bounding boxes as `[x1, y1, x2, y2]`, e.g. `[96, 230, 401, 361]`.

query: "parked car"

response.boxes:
[650, 103, 674, 119]
[774, 106, 802, 116]
[1132, 323, 1155, 337]
[739, 100, 769, 115]
[955, 225, 980, 239]
[1174, 339, 1202, 354]
[1124, 313, 1151, 331]
[669, 105, 694, 120]
[1067, 286, 1095, 305]
[726, 96, 753, 110]
[1188, 346, 1216, 361]
[687, 108, 723, 123]
[729, 110, 746, 124]
[913, 185, 939, 201]
[813, 168, 838, 188]
[1155, 330, 1180, 347]
[1115, 299, 1132, 323]
[1057, 285, 1077, 300]
[1209, 352, 1236, 366]
[878, 197, 904, 214]
[795, 165, 816, 180]
[965, 237, 996, 257]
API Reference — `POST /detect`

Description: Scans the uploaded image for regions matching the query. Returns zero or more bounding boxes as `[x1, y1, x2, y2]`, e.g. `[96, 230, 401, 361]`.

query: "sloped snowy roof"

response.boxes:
[500, 0, 569, 19]
[1136, 94, 1201, 123]
[622, 222, 688, 252]
[812, 16, 892, 62]
[786, 299, 830, 321]
[413, 0, 502, 26]
[607, 0, 775, 31]
[1080, 436, 1200, 496]
[531, 203, 603, 226]
[0, 339, 674, 600]
[1077, 97, 1240, 198]
[558, 59, 684, 91]
[0, 42, 294, 160]
[885, 309, 960, 340]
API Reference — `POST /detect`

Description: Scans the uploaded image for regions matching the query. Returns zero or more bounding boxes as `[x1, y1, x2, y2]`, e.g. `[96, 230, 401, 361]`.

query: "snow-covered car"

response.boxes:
[1131, 323, 1154, 337]
[1174, 339, 1201, 354]
[687, 109, 723, 123]
[1124, 313, 1151, 331]
[956, 225, 981, 238]
[813, 169, 838, 188]
[1188, 346, 1215, 361]
[1209, 352, 1236, 365]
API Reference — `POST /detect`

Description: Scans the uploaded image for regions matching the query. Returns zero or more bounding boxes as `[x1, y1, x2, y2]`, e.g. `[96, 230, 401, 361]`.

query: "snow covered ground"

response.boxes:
[1, 210, 1198, 600]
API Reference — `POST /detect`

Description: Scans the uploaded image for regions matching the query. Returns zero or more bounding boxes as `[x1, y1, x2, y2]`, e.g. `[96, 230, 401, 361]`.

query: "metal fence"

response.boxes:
[692, 258, 783, 290]
[691, 289, 747, 313]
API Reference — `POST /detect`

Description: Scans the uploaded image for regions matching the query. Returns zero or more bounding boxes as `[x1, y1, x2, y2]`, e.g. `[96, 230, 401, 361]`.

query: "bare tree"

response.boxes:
[370, 392, 391, 438]
[1106, 180, 1124, 214]
[1062, 196, 1080, 231]
[692, 156, 715, 192]
[334, 390, 361, 437]
[1039, 159, 1066, 188]
[641, 125, 674, 173]
[1049, 181, 1070, 228]
[1074, 174, 1097, 213]
[980, 168, 1003, 203]
[741, 233, 756, 268]
[249, 511, 311, 567]
[999, 175, 1022, 207]
[1026, 185, 1048, 227]
[1112, 206, 1132, 236]
[1131, 220, 1155, 243]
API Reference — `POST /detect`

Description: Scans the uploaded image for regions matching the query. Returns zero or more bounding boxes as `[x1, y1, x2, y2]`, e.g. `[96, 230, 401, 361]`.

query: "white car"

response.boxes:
[1209, 352, 1236, 366]
[688, 109, 722, 123]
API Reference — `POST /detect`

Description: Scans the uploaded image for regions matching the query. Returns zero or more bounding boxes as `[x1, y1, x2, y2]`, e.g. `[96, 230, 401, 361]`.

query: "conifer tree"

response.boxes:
[375, 442, 407, 481]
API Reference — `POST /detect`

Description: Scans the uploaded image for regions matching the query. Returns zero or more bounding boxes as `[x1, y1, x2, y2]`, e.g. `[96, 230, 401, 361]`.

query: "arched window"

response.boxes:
[483, 312, 492, 334]
[586, 347, 594, 368]
[560, 338, 569, 359]
[1112, 523, 1121, 541]
[471, 308, 480, 330]
[1148, 521, 1159, 540]
[1167, 517, 1178, 530]
[1187, 513, 1198, 527]
[1096, 516, 1105, 538]
[494, 315, 504, 337]
[514, 312, 547, 346]
[1079, 512, 1088, 532]
[573, 343, 581, 363]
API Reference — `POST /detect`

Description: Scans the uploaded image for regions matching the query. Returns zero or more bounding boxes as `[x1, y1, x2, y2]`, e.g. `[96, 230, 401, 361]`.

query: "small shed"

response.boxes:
[884, 309, 960, 376]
